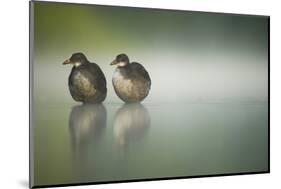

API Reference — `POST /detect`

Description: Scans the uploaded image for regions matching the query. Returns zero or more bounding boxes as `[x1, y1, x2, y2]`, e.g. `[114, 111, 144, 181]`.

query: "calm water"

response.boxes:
[32, 102, 268, 186]
[31, 2, 268, 187]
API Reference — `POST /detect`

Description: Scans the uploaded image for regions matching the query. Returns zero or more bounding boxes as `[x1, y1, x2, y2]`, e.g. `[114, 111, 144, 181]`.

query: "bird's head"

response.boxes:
[63, 52, 88, 67]
[110, 54, 130, 67]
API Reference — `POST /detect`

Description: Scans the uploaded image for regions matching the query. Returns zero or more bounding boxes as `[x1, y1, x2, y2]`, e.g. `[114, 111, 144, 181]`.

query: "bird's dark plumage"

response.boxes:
[111, 54, 151, 103]
[64, 53, 107, 103]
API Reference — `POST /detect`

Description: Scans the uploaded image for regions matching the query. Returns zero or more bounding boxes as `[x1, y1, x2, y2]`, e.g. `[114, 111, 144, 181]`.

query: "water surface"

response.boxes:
[30, 2, 268, 186]
[33, 102, 268, 186]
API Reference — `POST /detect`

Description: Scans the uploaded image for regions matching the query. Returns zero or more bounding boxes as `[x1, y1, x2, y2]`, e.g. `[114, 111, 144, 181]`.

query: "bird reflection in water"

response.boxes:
[113, 103, 151, 151]
[69, 104, 107, 157]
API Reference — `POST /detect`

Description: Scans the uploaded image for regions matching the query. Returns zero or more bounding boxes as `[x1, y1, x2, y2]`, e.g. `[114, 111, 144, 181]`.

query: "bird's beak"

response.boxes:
[63, 59, 72, 65]
[110, 60, 117, 65]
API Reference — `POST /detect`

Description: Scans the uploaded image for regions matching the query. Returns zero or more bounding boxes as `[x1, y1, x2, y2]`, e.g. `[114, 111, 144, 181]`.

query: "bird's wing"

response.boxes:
[130, 62, 151, 83]
[81, 63, 107, 92]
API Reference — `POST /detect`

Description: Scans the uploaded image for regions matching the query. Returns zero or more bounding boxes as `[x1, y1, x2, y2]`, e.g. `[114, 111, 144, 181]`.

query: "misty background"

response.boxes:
[31, 2, 268, 186]
[32, 2, 268, 105]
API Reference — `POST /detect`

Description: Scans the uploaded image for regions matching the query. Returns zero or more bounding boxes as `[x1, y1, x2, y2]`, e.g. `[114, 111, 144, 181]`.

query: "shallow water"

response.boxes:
[32, 102, 268, 186]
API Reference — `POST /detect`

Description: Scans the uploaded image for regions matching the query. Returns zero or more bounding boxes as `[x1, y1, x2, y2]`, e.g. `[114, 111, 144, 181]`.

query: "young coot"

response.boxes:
[63, 53, 107, 103]
[110, 54, 151, 103]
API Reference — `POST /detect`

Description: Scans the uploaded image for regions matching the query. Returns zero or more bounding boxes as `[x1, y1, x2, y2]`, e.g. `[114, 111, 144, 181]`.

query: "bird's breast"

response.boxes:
[70, 70, 96, 94]
[113, 69, 124, 82]
[113, 69, 133, 87]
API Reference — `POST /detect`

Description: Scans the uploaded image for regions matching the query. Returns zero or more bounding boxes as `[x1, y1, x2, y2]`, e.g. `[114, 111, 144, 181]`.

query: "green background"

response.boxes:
[31, 1, 268, 187]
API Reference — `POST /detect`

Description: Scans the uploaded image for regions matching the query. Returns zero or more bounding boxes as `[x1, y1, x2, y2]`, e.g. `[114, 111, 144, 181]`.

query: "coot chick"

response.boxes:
[110, 54, 151, 103]
[63, 53, 107, 103]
